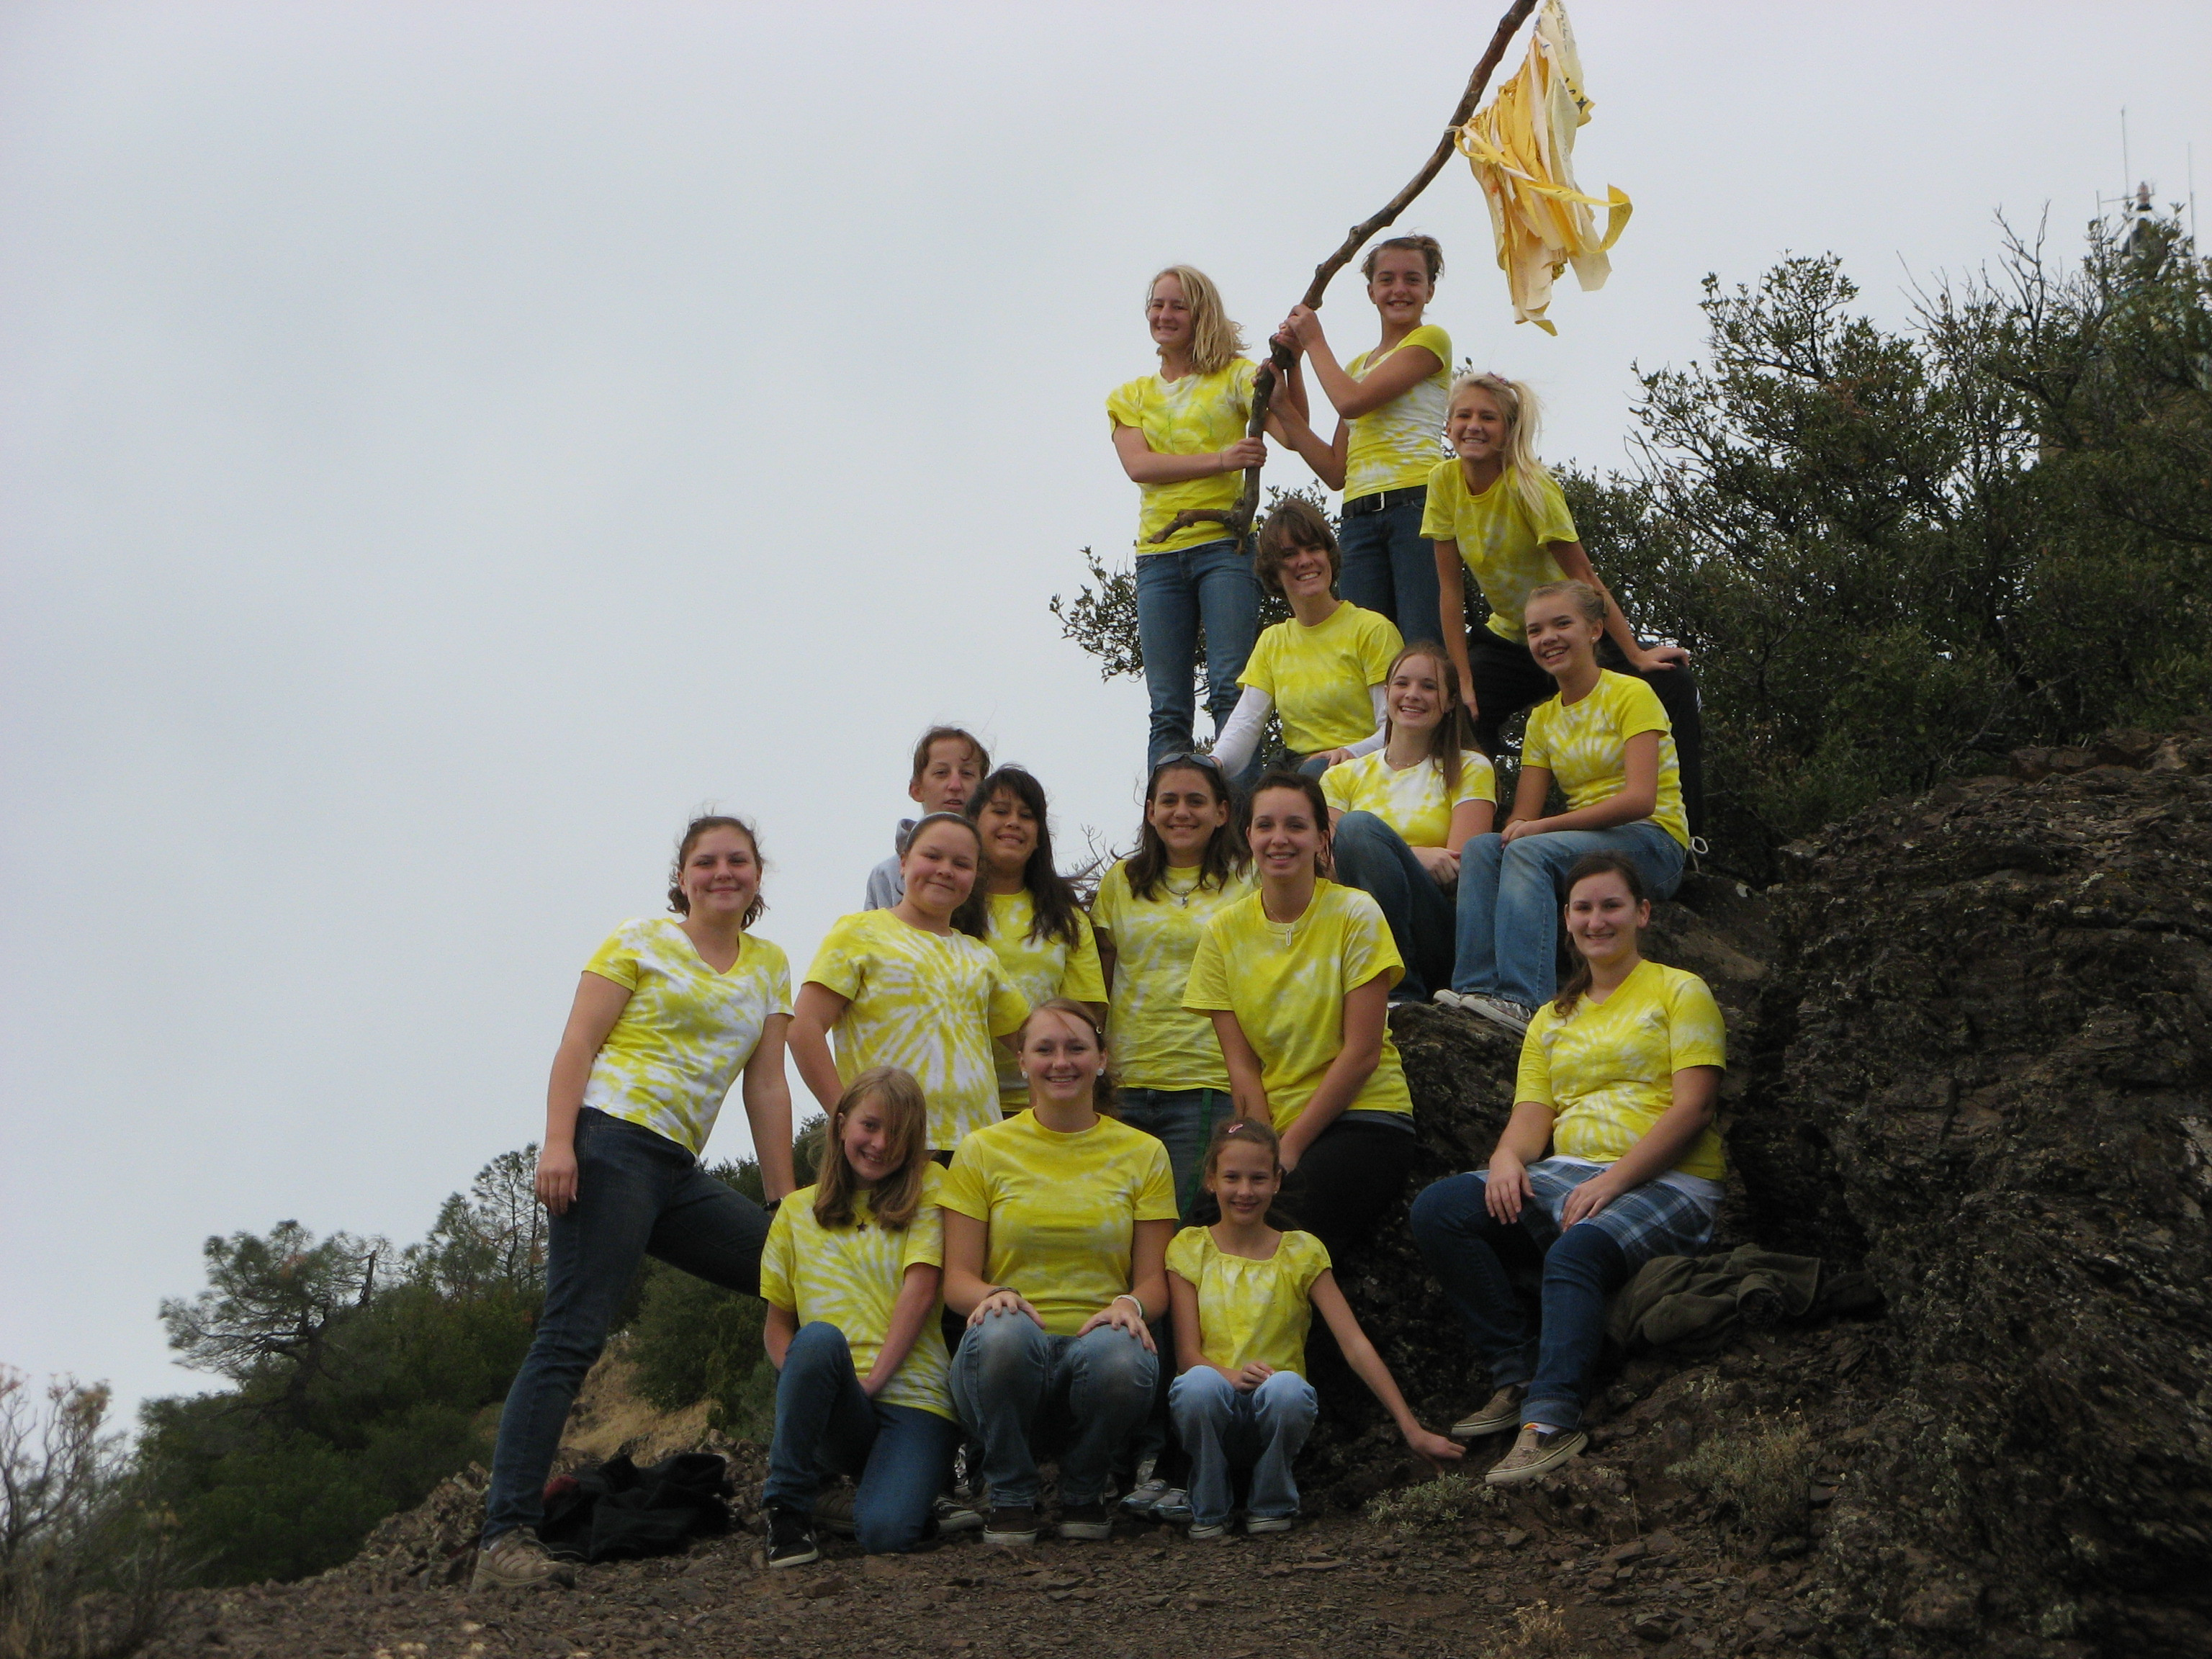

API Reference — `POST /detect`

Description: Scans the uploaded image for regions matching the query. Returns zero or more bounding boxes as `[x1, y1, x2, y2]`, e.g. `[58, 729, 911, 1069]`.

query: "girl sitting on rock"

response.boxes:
[1169, 1117, 1460, 1538]
[1440, 580, 1690, 1035]
[1323, 642, 1496, 1004]
[1410, 853, 1727, 1486]
[759, 1067, 960, 1567]
[940, 999, 1179, 1547]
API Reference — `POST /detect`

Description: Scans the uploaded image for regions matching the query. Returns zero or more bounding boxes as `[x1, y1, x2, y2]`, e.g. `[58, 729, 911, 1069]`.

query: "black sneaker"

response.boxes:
[765, 1503, 820, 1568]
[983, 1503, 1038, 1546]
[1057, 1501, 1112, 1542]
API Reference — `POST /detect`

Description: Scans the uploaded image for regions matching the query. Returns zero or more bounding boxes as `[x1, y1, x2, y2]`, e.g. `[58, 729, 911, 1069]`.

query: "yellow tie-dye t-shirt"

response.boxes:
[1342, 324, 1452, 501]
[1165, 1226, 1331, 1377]
[1419, 459, 1579, 640]
[939, 1110, 1179, 1337]
[1182, 881, 1414, 1133]
[1089, 860, 1255, 1093]
[1238, 603, 1404, 756]
[758, 1166, 953, 1421]
[1107, 360, 1260, 555]
[1321, 748, 1496, 848]
[984, 890, 1108, 1108]
[1516, 960, 1727, 1182]
[1521, 670, 1689, 848]
[580, 920, 791, 1156]
[804, 911, 1030, 1151]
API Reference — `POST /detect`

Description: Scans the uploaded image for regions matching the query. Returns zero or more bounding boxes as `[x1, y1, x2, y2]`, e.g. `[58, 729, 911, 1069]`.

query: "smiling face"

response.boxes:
[1019, 1007, 1104, 1106]
[838, 1092, 902, 1189]
[1274, 539, 1336, 603]
[1386, 650, 1454, 735]
[1447, 385, 1509, 465]
[1366, 248, 1434, 328]
[1206, 1133, 1281, 1223]
[899, 818, 980, 916]
[1564, 868, 1650, 968]
[911, 737, 984, 817]
[1248, 786, 1324, 882]
[1147, 273, 1192, 354]
[1147, 764, 1231, 864]
[1524, 590, 1604, 680]
[974, 786, 1039, 881]
[678, 827, 760, 922]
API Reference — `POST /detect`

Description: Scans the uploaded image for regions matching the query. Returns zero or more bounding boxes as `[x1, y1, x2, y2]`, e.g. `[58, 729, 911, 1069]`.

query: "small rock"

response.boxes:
[1607, 1540, 1649, 1564]
[1500, 1529, 1529, 1548]
[1630, 1611, 1678, 1642]
[799, 1574, 851, 1600]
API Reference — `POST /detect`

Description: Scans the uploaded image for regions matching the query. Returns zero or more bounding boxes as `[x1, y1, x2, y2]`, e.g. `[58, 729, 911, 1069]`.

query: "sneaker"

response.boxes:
[1057, 1501, 1113, 1542]
[765, 1503, 821, 1568]
[1188, 1519, 1228, 1542]
[932, 1492, 984, 1534]
[471, 1527, 575, 1591]
[1464, 994, 1534, 1035]
[1246, 1514, 1295, 1534]
[1120, 1475, 1172, 1519]
[1151, 1488, 1192, 1524]
[811, 1485, 856, 1537]
[1431, 988, 1468, 1010]
[1452, 1384, 1528, 1442]
[1484, 1424, 1588, 1486]
[983, 1504, 1039, 1547]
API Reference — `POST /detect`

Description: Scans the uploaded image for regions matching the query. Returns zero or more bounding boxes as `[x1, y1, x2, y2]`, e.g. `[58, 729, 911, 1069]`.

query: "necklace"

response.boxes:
[1162, 871, 1203, 909]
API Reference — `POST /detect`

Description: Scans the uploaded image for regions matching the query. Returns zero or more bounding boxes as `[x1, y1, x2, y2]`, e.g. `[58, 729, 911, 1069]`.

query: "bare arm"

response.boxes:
[942, 1208, 1043, 1328]
[538, 971, 633, 1215]
[1277, 973, 1390, 1173]
[1281, 307, 1442, 420]
[739, 1012, 796, 1202]
[1499, 731, 1660, 842]
[1436, 541, 1477, 717]
[1209, 1010, 1272, 1128]
[1560, 1066, 1720, 1227]
[1551, 541, 1689, 672]
[1094, 926, 1117, 997]
[1505, 762, 1553, 829]
[861, 1262, 942, 1396]
[1409, 796, 1495, 885]
[764, 1302, 798, 1368]
[1112, 421, 1265, 485]
[1310, 1271, 1462, 1463]
[1267, 385, 1349, 489]
[1483, 1100, 1558, 1224]
[788, 982, 850, 1115]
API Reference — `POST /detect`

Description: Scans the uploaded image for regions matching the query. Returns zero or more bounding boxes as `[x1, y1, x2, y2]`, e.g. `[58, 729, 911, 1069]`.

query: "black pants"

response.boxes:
[1465, 625, 1706, 839]
[1268, 1119, 1419, 1264]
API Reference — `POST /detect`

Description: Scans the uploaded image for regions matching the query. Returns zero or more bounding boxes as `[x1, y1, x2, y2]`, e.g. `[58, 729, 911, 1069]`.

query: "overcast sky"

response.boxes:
[4, 1, 2207, 1420]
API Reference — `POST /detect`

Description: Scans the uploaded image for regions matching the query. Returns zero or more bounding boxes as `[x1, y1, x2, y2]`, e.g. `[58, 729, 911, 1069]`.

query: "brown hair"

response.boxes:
[1382, 642, 1483, 793]
[1524, 577, 1606, 629]
[813, 1067, 930, 1231]
[900, 811, 990, 939]
[966, 766, 1082, 950]
[1147, 265, 1246, 377]
[1124, 754, 1249, 902]
[1202, 1115, 1282, 1181]
[1552, 853, 1650, 1019]
[909, 725, 989, 785]
[1241, 769, 1334, 878]
[665, 815, 765, 925]
[1017, 997, 1119, 1117]
[1254, 496, 1342, 600]
[1361, 233, 1444, 284]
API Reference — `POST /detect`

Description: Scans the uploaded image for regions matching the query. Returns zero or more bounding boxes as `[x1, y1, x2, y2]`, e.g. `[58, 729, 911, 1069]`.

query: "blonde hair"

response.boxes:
[814, 1067, 930, 1231]
[1149, 266, 1246, 378]
[1525, 578, 1606, 627]
[1448, 372, 1552, 523]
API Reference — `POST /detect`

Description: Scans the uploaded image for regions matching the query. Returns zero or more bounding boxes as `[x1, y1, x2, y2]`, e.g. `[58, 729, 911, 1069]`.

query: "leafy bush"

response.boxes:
[1666, 1413, 1816, 1539]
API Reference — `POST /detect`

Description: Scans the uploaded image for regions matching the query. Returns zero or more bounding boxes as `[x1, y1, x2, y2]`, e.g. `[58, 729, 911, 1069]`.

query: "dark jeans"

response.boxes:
[763, 1323, 962, 1554]
[1271, 1117, 1419, 1262]
[1337, 492, 1439, 641]
[949, 1314, 1157, 1509]
[482, 1109, 770, 1544]
[1464, 624, 1706, 837]
[1329, 810, 1456, 1001]
[1117, 1087, 1227, 1223]
[1452, 821, 1686, 1007]
[1136, 538, 1262, 773]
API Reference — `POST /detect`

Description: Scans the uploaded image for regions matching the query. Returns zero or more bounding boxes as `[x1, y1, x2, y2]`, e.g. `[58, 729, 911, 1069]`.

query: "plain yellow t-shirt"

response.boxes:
[1089, 860, 1255, 1094]
[804, 911, 1030, 1151]
[1516, 960, 1727, 1182]
[1182, 881, 1414, 1133]
[1521, 670, 1689, 848]
[1343, 323, 1452, 501]
[580, 920, 791, 1156]
[1321, 748, 1496, 848]
[984, 890, 1107, 1107]
[939, 1110, 1179, 1337]
[1107, 360, 1260, 555]
[758, 1167, 953, 1421]
[1419, 459, 1579, 640]
[1166, 1226, 1331, 1376]
[1238, 603, 1403, 756]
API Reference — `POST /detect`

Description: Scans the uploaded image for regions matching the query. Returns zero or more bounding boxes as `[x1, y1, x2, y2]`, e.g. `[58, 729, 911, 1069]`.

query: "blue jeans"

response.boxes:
[1408, 1166, 1714, 1431]
[1450, 822, 1687, 1007]
[950, 1313, 1157, 1508]
[1135, 538, 1262, 772]
[763, 1323, 962, 1554]
[1330, 810, 1455, 1001]
[1336, 493, 1439, 640]
[482, 1110, 770, 1545]
[1118, 1087, 1227, 1222]
[1169, 1367, 1318, 1527]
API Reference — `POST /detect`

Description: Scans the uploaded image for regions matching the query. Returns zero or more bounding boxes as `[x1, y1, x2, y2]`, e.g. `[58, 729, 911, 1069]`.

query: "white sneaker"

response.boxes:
[1431, 988, 1468, 1010]
[1464, 994, 1534, 1035]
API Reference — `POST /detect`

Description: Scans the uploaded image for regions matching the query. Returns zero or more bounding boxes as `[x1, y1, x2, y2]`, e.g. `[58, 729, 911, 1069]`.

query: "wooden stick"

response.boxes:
[1148, 0, 1538, 547]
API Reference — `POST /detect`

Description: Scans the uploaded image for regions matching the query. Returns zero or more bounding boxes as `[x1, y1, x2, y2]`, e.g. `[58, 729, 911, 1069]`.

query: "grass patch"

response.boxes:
[1665, 1413, 1815, 1538]
[1485, 1601, 1574, 1659]
[1364, 1472, 1493, 1529]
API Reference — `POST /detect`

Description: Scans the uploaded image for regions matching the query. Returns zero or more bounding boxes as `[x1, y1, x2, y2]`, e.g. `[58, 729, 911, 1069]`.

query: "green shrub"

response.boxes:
[1365, 1472, 1495, 1529]
[1666, 1414, 1816, 1538]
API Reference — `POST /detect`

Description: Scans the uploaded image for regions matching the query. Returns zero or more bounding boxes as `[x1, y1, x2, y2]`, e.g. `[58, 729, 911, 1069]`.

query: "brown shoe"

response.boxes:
[1451, 1384, 1527, 1442]
[811, 1485, 857, 1537]
[470, 1527, 575, 1591]
[1484, 1424, 1588, 1486]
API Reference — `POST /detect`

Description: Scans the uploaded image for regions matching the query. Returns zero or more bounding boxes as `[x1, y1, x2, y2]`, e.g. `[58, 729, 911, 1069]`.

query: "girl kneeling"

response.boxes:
[1169, 1118, 1459, 1538]
[940, 1000, 1179, 1546]
[1411, 854, 1726, 1486]
[760, 1068, 960, 1566]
